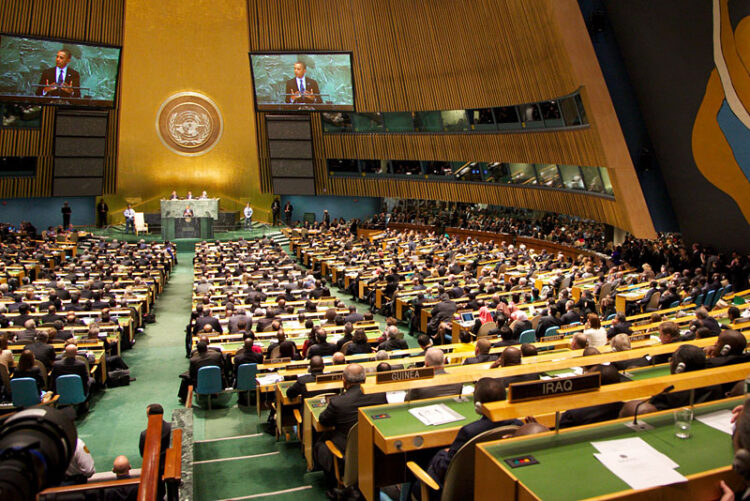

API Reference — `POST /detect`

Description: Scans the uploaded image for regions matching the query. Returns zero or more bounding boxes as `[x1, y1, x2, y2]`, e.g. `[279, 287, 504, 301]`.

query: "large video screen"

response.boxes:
[250, 52, 354, 112]
[0, 34, 121, 108]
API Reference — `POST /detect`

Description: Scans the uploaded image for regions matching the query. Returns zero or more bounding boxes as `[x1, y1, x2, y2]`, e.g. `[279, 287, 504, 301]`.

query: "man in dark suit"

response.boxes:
[463, 338, 498, 365]
[139, 404, 171, 500]
[106, 455, 139, 501]
[406, 348, 464, 401]
[418, 378, 522, 494]
[490, 347, 539, 387]
[343, 305, 364, 324]
[535, 305, 562, 339]
[177, 341, 224, 402]
[285, 61, 322, 105]
[306, 330, 338, 359]
[606, 312, 632, 340]
[286, 355, 326, 400]
[41, 304, 65, 325]
[24, 331, 56, 370]
[314, 364, 387, 493]
[233, 337, 263, 374]
[50, 344, 92, 395]
[15, 319, 39, 344]
[36, 48, 81, 98]
[427, 294, 457, 337]
[560, 300, 581, 325]
[193, 307, 222, 336]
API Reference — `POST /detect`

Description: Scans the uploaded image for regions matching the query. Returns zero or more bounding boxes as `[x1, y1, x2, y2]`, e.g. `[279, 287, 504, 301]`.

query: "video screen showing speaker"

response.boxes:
[250, 52, 354, 112]
[0, 34, 121, 108]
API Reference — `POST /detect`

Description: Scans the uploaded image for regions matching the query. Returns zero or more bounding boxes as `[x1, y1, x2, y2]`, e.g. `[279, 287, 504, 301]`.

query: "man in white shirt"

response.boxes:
[37, 49, 81, 98]
[123, 204, 136, 234]
[243, 203, 254, 229]
[64, 438, 95, 483]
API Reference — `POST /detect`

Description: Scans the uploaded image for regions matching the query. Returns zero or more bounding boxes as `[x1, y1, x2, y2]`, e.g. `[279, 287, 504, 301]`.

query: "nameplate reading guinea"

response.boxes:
[376, 367, 434, 384]
[508, 373, 601, 403]
[316, 373, 344, 383]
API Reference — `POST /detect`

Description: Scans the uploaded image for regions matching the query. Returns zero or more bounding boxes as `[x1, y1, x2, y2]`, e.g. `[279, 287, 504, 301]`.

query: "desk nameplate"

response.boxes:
[265, 357, 291, 364]
[376, 367, 434, 384]
[508, 373, 600, 403]
[629, 333, 651, 342]
[316, 373, 344, 383]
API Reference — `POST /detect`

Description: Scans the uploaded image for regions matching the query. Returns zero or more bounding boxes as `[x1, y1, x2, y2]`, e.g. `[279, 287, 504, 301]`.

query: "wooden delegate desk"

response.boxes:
[303, 396, 334, 471]
[275, 381, 300, 440]
[475, 397, 744, 501]
[357, 395, 478, 501]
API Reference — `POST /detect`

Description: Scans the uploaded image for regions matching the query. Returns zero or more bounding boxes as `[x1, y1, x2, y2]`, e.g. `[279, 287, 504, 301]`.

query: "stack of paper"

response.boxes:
[409, 404, 466, 426]
[256, 374, 284, 386]
[592, 438, 686, 489]
[696, 409, 734, 435]
[386, 390, 407, 404]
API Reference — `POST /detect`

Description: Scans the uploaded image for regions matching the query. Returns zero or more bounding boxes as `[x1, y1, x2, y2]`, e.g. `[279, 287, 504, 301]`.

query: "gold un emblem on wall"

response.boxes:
[156, 92, 223, 156]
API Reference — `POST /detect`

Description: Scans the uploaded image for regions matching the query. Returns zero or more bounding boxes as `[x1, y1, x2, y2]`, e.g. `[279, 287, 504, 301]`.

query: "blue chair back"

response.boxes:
[543, 326, 560, 338]
[694, 294, 704, 307]
[681, 296, 692, 305]
[236, 363, 258, 391]
[56, 375, 86, 405]
[712, 287, 725, 307]
[196, 366, 222, 395]
[704, 290, 715, 309]
[519, 330, 536, 344]
[606, 313, 616, 321]
[11, 378, 40, 407]
[669, 301, 680, 308]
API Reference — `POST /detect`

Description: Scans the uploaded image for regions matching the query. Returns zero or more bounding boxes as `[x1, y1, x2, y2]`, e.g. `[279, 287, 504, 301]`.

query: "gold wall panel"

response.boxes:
[0, 0, 124, 198]
[117, 0, 271, 220]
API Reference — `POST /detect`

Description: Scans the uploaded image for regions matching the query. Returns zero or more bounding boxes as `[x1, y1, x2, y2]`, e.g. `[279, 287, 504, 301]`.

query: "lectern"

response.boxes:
[160, 199, 218, 239]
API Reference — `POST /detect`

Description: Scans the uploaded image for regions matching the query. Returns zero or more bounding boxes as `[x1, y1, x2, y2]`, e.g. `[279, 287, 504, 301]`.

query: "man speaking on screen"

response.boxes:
[36, 48, 81, 98]
[285, 61, 322, 105]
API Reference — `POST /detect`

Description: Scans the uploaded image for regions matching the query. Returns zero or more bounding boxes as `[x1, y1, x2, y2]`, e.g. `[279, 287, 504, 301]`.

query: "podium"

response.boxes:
[160, 199, 218, 240]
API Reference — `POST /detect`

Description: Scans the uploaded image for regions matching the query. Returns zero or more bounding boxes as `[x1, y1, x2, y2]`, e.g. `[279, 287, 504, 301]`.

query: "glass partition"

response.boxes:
[383, 112, 414, 132]
[535, 163, 562, 188]
[352, 112, 384, 132]
[424, 161, 453, 176]
[454, 162, 484, 182]
[469, 108, 496, 131]
[414, 111, 442, 132]
[599, 167, 614, 195]
[558, 164, 586, 191]
[440, 110, 469, 131]
[327, 159, 359, 175]
[581, 165, 604, 193]
[508, 163, 538, 185]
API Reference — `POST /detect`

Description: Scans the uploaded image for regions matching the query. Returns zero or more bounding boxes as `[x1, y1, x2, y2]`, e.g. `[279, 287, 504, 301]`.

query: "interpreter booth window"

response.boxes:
[581, 165, 605, 193]
[454, 162, 484, 182]
[507, 163, 538, 185]
[484, 162, 511, 183]
[575, 94, 588, 124]
[520, 103, 543, 129]
[559, 96, 581, 126]
[559, 164, 586, 190]
[390, 160, 422, 176]
[440, 110, 469, 131]
[493, 106, 520, 130]
[468, 108, 496, 131]
[534, 163, 562, 188]
[540, 100, 564, 128]
[352, 112, 384, 132]
[361, 159, 388, 174]
[423, 161, 454, 177]
[321, 112, 352, 132]
[599, 167, 614, 195]
[327, 159, 359, 175]
[383, 112, 415, 132]
[414, 111, 443, 132]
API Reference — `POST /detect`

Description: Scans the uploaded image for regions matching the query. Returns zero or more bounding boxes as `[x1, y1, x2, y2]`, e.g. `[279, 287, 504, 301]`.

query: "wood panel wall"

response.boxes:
[0, 0, 124, 198]
[248, 0, 656, 237]
[327, 176, 625, 229]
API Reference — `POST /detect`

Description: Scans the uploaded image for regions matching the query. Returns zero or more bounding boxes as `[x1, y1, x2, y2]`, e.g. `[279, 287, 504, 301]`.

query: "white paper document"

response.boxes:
[256, 374, 284, 386]
[696, 409, 734, 435]
[594, 452, 687, 490]
[591, 437, 679, 469]
[386, 390, 407, 404]
[409, 404, 466, 426]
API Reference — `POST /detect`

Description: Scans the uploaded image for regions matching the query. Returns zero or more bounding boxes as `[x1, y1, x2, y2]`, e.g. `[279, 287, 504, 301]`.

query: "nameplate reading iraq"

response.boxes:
[376, 367, 434, 384]
[508, 373, 601, 403]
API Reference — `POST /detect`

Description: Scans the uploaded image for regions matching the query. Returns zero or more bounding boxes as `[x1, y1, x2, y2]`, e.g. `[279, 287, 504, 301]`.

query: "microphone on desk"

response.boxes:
[631, 384, 675, 429]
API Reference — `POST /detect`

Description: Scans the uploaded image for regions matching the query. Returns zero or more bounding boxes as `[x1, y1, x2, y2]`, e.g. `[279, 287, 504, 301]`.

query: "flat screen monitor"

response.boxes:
[0, 34, 121, 108]
[461, 312, 475, 323]
[250, 52, 354, 112]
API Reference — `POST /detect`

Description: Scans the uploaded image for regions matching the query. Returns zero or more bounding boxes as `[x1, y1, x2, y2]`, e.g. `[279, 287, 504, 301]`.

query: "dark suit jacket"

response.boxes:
[13, 366, 46, 392]
[462, 353, 498, 365]
[50, 357, 89, 394]
[233, 348, 263, 375]
[139, 419, 172, 475]
[606, 322, 633, 340]
[558, 402, 624, 429]
[307, 342, 337, 358]
[346, 342, 372, 355]
[535, 315, 562, 339]
[24, 341, 55, 370]
[284, 76, 322, 104]
[189, 350, 224, 383]
[286, 371, 332, 400]
[651, 385, 724, 410]
[36, 66, 81, 98]
[560, 311, 581, 325]
[193, 315, 222, 335]
[318, 385, 387, 449]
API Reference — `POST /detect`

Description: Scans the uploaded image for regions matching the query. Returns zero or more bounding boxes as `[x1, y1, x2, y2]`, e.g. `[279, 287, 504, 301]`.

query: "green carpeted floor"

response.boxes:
[77, 240, 414, 499]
